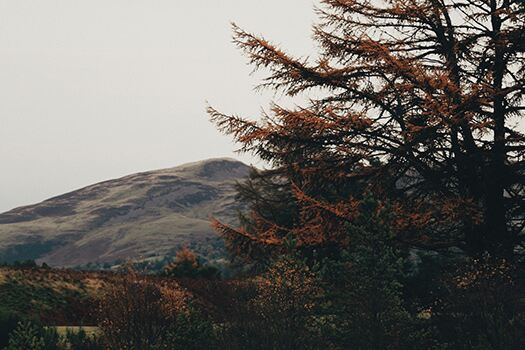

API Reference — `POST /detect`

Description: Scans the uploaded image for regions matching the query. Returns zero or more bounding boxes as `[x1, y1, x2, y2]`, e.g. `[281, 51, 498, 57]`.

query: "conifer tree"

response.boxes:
[209, 0, 525, 259]
[320, 198, 429, 349]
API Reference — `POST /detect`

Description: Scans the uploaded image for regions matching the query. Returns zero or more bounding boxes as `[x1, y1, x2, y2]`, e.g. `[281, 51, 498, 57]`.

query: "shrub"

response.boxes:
[0, 311, 24, 349]
[159, 308, 217, 350]
[98, 270, 214, 350]
[164, 248, 220, 279]
[5, 321, 59, 350]
[98, 272, 172, 349]
[318, 198, 433, 349]
[432, 256, 525, 350]
[64, 328, 105, 350]
[216, 256, 324, 350]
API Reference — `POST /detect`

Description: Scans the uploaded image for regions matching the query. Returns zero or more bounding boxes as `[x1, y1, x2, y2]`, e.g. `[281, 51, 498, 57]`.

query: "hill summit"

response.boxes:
[0, 158, 251, 267]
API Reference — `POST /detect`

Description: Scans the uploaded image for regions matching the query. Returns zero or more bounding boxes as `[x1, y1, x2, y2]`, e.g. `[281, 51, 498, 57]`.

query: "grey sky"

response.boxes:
[0, 0, 318, 212]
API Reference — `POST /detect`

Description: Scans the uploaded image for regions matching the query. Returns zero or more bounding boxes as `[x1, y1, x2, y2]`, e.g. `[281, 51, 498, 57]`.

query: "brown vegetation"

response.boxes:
[209, 0, 525, 260]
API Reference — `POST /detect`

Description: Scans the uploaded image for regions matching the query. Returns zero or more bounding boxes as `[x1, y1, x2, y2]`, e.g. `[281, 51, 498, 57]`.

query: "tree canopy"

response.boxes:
[209, 0, 525, 259]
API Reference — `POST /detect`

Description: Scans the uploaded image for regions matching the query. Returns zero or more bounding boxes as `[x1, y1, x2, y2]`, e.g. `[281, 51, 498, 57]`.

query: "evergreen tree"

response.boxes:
[209, 0, 525, 259]
[319, 198, 431, 349]
[5, 321, 59, 350]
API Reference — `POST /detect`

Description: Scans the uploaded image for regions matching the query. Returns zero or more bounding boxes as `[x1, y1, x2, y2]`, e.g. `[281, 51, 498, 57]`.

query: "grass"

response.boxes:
[0, 267, 107, 324]
[54, 326, 100, 337]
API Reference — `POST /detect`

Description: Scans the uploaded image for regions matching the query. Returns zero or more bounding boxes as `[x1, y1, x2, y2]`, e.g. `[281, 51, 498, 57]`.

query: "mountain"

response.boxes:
[0, 158, 251, 267]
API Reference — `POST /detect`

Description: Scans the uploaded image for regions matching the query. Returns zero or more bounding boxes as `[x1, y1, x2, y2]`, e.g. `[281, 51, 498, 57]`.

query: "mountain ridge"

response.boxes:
[0, 158, 250, 267]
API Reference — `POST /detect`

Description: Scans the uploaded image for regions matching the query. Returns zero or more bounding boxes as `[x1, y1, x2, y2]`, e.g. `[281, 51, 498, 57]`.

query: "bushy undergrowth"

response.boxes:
[2, 222, 523, 350]
[97, 270, 215, 350]
[0, 311, 25, 349]
[3, 321, 102, 350]
[2, 258, 523, 350]
[0, 267, 100, 325]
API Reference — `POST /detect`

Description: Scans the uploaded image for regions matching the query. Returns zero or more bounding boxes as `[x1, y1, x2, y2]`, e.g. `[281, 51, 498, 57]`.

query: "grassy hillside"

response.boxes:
[0, 158, 250, 267]
[0, 266, 194, 326]
[0, 267, 107, 325]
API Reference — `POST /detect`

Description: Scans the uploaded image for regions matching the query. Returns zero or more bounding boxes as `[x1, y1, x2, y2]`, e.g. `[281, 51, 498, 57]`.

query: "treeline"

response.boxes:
[0, 260, 49, 269]
[72, 240, 228, 276]
[1, 212, 523, 349]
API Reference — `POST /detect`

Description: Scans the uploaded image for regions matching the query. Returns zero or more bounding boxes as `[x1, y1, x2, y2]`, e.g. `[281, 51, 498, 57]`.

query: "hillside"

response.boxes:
[0, 266, 191, 326]
[0, 158, 250, 267]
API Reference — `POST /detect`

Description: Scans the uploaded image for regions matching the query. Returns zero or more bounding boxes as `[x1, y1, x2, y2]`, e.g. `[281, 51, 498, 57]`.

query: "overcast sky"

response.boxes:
[0, 0, 319, 212]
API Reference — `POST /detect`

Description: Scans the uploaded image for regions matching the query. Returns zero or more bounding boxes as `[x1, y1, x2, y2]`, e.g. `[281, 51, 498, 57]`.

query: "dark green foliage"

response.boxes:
[0, 311, 24, 349]
[3, 323, 106, 350]
[164, 262, 220, 279]
[64, 328, 105, 350]
[5, 322, 46, 350]
[402, 251, 453, 314]
[318, 198, 432, 349]
[236, 169, 300, 239]
[5, 321, 59, 350]
[0, 241, 58, 265]
[431, 256, 525, 350]
[41, 327, 60, 350]
[0, 259, 38, 268]
[160, 309, 217, 350]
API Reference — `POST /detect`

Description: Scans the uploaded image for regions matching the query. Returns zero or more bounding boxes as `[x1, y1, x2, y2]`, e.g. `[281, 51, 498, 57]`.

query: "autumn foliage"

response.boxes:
[209, 0, 525, 259]
[2, 1, 524, 349]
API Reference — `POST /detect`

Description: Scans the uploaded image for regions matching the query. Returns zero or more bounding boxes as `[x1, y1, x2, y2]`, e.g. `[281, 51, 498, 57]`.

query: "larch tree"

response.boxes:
[209, 0, 525, 259]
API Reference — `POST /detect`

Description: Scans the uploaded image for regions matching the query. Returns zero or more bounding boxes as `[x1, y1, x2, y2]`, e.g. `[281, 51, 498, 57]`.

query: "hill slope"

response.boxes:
[0, 158, 250, 267]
